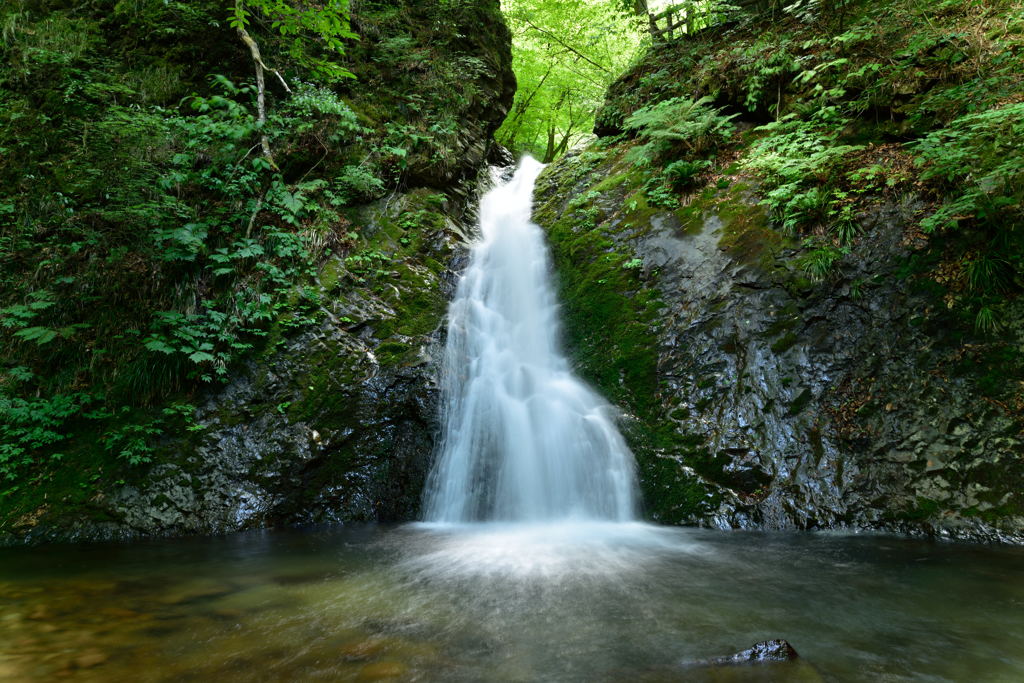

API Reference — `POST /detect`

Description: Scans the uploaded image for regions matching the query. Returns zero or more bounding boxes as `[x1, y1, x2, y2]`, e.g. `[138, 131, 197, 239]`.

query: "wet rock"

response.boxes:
[210, 608, 244, 620]
[271, 572, 327, 586]
[680, 640, 824, 682]
[160, 580, 234, 605]
[535, 149, 1024, 544]
[100, 607, 140, 620]
[707, 639, 800, 664]
[720, 450, 772, 493]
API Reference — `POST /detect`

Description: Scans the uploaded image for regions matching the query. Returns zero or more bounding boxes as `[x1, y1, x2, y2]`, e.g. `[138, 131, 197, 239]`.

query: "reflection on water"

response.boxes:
[1, 524, 1022, 682]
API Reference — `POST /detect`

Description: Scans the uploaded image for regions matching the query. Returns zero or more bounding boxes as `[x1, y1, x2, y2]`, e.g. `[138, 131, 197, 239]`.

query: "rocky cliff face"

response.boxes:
[536, 154, 1023, 543]
[0, 0, 513, 544]
[533, 2, 1024, 544]
[44, 194, 474, 543]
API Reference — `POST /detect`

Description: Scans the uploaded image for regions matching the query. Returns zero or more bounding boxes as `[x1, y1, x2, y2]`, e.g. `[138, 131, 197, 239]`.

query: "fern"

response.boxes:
[624, 96, 736, 164]
[913, 102, 1024, 234]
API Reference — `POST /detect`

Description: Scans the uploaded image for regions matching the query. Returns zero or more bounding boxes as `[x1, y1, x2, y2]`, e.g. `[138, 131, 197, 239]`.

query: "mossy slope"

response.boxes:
[537, 0, 1024, 542]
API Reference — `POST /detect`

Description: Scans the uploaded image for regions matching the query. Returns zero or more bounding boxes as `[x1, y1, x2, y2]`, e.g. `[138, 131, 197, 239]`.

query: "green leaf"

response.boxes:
[144, 339, 177, 354]
[13, 327, 58, 345]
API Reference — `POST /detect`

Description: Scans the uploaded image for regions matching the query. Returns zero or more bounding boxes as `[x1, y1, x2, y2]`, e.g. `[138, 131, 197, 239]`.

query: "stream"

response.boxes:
[1, 523, 1023, 681]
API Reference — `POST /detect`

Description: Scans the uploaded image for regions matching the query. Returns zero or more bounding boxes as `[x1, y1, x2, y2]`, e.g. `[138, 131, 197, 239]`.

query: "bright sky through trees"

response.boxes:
[496, 0, 647, 161]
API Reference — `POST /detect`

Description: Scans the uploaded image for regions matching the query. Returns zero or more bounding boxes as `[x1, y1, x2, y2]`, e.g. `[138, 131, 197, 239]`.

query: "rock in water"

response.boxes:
[679, 640, 824, 683]
[709, 639, 800, 664]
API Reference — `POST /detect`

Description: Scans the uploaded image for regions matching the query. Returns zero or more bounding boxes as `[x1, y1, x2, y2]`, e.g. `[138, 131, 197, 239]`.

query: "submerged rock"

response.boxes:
[340, 637, 388, 662]
[356, 661, 408, 681]
[72, 650, 109, 669]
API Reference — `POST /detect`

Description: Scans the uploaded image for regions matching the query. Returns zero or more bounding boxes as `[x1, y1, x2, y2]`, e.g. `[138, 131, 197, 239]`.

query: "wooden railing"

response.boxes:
[648, 0, 781, 42]
[649, 4, 689, 41]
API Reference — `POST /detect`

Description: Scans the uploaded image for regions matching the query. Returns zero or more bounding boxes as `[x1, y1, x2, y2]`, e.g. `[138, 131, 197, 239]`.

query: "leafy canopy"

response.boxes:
[229, 0, 357, 80]
[498, 0, 646, 161]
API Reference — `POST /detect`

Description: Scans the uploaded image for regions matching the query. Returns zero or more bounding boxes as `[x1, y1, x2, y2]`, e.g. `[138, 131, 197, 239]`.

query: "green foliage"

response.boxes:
[0, 367, 95, 481]
[288, 83, 364, 131]
[741, 108, 863, 252]
[592, 0, 1024, 296]
[798, 242, 847, 281]
[335, 165, 386, 204]
[230, 0, 357, 80]
[622, 96, 733, 207]
[912, 101, 1024, 332]
[974, 305, 1001, 335]
[0, 0, 508, 489]
[344, 249, 391, 281]
[0, 291, 90, 345]
[497, 0, 645, 160]
[663, 159, 710, 189]
[734, 37, 798, 116]
[913, 102, 1024, 235]
[624, 96, 735, 163]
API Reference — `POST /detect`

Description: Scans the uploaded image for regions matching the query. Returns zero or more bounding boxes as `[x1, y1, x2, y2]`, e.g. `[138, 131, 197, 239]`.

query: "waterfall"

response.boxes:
[423, 157, 638, 523]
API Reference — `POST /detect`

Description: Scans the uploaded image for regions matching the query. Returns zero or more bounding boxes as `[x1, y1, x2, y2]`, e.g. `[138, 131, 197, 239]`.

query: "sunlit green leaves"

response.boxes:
[498, 0, 645, 160]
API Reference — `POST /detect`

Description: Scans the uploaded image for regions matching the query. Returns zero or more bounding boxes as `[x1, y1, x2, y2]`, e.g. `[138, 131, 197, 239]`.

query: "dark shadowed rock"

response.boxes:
[679, 640, 824, 682]
[0, 0, 515, 547]
[706, 639, 800, 664]
[534, 146, 1024, 545]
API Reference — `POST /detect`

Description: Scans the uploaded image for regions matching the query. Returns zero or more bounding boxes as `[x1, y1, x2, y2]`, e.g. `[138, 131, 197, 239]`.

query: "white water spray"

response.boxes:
[423, 157, 638, 523]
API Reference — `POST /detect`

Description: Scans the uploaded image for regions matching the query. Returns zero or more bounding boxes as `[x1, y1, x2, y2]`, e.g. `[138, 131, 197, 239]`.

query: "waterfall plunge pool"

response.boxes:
[2, 523, 1023, 681]
[4, 160, 1023, 681]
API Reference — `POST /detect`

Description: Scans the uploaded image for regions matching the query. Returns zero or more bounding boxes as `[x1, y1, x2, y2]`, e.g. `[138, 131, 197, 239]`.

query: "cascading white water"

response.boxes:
[423, 157, 638, 523]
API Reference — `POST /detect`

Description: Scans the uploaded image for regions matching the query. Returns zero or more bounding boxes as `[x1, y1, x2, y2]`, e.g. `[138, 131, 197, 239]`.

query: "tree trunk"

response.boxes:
[633, 0, 659, 38]
[234, 0, 291, 169]
[542, 122, 557, 164]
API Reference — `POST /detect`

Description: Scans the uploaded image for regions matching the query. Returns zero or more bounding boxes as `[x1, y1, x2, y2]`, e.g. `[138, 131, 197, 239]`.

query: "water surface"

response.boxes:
[2, 524, 1022, 681]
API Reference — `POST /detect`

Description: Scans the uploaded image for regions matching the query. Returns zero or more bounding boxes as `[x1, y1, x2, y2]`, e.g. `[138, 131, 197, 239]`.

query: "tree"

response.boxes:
[228, 0, 356, 165]
[497, 0, 645, 161]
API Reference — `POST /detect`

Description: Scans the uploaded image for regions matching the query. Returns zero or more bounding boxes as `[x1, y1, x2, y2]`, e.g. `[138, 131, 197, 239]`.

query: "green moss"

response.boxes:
[963, 500, 1024, 523]
[591, 172, 632, 194]
[285, 343, 361, 425]
[535, 154, 722, 523]
[639, 454, 715, 524]
[788, 388, 813, 416]
[770, 331, 799, 354]
[391, 284, 445, 337]
[620, 189, 665, 234]
[762, 305, 800, 338]
[375, 341, 415, 367]
[714, 187, 779, 268]
[900, 496, 942, 521]
[318, 257, 346, 292]
[669, 406, 690, 420]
